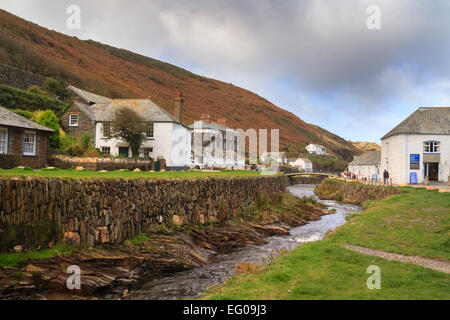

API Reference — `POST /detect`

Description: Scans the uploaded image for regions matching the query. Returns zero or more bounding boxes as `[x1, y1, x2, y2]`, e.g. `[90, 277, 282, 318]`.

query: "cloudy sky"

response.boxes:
[1, 0, 449, 143]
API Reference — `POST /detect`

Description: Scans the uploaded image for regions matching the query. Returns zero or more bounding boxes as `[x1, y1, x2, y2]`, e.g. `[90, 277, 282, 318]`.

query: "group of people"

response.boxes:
[341, 168, 390, 185]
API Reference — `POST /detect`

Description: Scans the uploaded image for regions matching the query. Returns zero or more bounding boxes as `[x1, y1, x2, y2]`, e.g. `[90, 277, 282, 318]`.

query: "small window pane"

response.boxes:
[23, 132, 36, 155]
[69, 114, 79, 126]
[101, 147, 111, 155]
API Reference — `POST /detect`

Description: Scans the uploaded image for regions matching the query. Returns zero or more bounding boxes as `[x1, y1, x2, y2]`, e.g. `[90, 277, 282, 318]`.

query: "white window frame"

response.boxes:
[0, 128, 8, 154]
[143, 147, 153, 158]
[102, 122, 111, 138]
[101, 146, 111, 155]
[69, 114, 79, 127]
[145, 123, 154, 139]
[23, 131, 37, 156]
[424, 141, 440, 153]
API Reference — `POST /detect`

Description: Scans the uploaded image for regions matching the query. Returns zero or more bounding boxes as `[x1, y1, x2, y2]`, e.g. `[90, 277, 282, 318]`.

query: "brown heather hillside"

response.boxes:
[351, 141, 381, 152]
[0, 9, 360, 160]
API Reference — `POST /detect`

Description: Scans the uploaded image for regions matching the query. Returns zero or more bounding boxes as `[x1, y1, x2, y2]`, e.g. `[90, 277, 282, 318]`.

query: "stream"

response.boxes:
[126, 184, 362, 300]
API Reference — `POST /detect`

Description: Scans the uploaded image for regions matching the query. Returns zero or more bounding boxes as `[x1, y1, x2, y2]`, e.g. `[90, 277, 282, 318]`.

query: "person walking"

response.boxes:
[383, 169, 390, 185]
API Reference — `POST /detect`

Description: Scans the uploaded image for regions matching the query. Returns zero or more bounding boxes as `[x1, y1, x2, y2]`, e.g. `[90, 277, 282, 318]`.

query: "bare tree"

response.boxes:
[111, 108, 148, 158]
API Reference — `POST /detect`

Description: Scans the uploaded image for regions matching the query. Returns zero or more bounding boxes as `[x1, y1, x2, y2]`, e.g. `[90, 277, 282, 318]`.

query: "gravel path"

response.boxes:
[342, 244, 450, 274]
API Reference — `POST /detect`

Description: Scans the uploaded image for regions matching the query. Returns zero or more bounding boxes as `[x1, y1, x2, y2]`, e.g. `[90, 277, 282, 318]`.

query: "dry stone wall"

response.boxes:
[0, 175, 289, 249]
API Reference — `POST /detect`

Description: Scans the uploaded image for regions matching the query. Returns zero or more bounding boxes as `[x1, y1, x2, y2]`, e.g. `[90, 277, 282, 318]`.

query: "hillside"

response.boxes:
[351, 141, 381, 152]
[0, 9, 360, 161]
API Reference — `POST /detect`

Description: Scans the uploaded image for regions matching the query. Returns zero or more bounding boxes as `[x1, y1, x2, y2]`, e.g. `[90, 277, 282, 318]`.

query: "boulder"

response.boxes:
[13, 245, 23, 253]
[76, 166, 85, 171]
[133, 168, 141, 172]
[172, 215, 186, 227]
[64, 232, 81, 247]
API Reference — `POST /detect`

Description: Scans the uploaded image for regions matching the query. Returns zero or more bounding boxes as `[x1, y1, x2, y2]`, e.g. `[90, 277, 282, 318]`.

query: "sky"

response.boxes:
[1, 0, 449, 144]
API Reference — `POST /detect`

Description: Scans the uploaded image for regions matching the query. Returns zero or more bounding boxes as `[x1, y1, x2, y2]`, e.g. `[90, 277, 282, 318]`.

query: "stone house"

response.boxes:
[381, 107, 450, 185]
[190, 115, 245, 169]
[306, 144, 327, 155]
[289, 158, 313, 172]
[348, 151, 381, 181]
[61, 86, 192, 170]
[0, 106, 54, 169]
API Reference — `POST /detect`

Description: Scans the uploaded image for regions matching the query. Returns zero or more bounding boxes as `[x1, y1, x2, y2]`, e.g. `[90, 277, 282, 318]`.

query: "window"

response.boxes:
[145, 123, 154, 139]
[385, 142, 389, 158]
[103, 122, 111, 138]
[69, 114, 79, 127]
[0, 128, 8, 154]
[424, 141, 440, 153]
[23, 131, 36, 156]
[101, 147, 111, 155]
[143, 147, 153, 158]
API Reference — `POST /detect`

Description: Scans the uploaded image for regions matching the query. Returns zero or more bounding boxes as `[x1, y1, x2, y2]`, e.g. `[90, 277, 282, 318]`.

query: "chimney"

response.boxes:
[174, 92, 183, 122]
[200, 114, 211, 123]
[217, 118, 227, 127]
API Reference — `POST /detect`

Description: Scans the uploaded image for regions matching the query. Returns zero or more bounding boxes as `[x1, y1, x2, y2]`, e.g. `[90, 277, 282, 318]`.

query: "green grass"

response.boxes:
[0, 243, 75, 267]
[0, 168, 264, 180]
[203, 187, 450, 300]
[123, 233, 149, 246]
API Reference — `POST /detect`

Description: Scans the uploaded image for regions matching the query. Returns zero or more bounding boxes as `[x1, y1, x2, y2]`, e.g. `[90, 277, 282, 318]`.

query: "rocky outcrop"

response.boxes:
[314, 179, 404, 204]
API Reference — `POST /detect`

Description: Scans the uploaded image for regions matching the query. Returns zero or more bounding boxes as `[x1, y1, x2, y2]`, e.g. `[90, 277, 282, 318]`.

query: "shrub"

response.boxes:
[11, 109, 33, 119]
[68, 142, 84, 157]
[336, 194, 343, 202]
[83, 148, 100, 158]
[36, 110, 60, 148]
[27, 85, 47, 96]
[42, 78, 71, 100]
[81, 133, 91, 152]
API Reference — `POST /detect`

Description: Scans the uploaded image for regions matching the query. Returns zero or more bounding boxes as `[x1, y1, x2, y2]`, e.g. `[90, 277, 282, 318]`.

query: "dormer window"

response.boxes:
[69, 114, 79, 127]
[424, 141, 440, 153]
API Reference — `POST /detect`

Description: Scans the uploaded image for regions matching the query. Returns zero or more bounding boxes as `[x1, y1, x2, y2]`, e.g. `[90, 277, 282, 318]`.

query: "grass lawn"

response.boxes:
[0, 168, 264, 180]
[203, 187, 450, 300]
[0, 243, 75, 267]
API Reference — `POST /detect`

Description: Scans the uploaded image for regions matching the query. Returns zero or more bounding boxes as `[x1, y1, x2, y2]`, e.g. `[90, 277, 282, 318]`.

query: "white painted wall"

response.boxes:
[349, 164, 380, 180]
[381, 134, 450, 184]
[306, 144, 327, 155]
[289, 159, 313, 172]
[94, 121, 192, 168]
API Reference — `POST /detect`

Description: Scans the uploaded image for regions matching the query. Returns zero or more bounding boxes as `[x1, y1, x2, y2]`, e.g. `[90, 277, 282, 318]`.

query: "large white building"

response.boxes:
[63, 86, 192, 170]
[348, 151, 381, 181]
[306, 144, 327, 155]
[190, 115, 245, 169]
[380, 107, 450, 185]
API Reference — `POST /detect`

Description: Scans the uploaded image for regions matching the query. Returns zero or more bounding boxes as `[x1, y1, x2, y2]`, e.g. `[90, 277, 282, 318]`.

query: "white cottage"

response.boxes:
[380, 107, 450, 185]
[63, 86, 192, 170]
[306, 144, 327, 155]
[348, 151, 381, 181]
[190, 115, 245, 169]
[289, 158, 313, 172]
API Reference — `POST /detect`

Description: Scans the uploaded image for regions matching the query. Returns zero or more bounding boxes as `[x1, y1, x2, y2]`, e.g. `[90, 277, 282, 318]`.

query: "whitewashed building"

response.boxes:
[348, 151, 381, 181]
[260, 152, 288, 165]
[306, 144, 327, 155]
[63, 86, 192, 170]
[190, 115, 245, 169]
[289, 158, 313, 172]
[380, 107, 450, 185]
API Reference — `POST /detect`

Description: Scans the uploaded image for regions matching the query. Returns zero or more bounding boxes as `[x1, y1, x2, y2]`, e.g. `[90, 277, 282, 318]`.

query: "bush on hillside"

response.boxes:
[0, 84, 69, 116]
[36, 110, 61, 148]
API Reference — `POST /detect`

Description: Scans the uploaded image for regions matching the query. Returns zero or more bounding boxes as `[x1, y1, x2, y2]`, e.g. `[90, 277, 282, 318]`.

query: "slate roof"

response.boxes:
[349, 151, 381, 166]
[0, 106, 54, 132]
[382, 107, 450, 140]
[69, 86, 186, 125]
[68, 85, 112, 104]
[189, 120, 232, 131]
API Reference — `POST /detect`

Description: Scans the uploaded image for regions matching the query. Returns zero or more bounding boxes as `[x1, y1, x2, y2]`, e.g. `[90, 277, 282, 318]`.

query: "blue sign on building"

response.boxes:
[410, 172, 418, 184]
[410, 154, 420, 163]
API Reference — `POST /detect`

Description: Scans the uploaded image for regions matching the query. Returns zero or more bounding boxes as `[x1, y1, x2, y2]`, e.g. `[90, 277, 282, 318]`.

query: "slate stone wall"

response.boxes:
[0, 175, 289, 249]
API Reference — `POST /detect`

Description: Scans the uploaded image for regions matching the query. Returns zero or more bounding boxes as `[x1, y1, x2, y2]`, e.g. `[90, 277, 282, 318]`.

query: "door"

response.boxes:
[119, 147, 129, 157]
[428, 163, 439, 181]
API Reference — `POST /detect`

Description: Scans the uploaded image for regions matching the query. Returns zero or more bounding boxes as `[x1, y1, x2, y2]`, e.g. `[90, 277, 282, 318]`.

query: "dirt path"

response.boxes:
[342, 244, 450, 274]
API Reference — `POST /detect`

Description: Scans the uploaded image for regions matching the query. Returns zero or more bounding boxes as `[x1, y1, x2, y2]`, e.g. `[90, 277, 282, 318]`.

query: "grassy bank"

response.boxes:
[0, 243, 75, 267]
[203, 186, 450, 300]
[0, 168, 263, 180]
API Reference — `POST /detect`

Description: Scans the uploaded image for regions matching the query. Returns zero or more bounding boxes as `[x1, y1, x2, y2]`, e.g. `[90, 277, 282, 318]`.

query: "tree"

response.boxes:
[36, 110, 60, 148]
[111, 108, 148, 158]
[42, 78, 71, 100]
